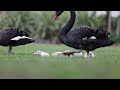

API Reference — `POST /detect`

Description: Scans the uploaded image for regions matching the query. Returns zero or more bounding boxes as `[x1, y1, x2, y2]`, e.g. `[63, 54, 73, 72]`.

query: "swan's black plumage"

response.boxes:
[0, 27, 35, 54]
[64, 26, 97, 49]
[54, 11, 114, 56]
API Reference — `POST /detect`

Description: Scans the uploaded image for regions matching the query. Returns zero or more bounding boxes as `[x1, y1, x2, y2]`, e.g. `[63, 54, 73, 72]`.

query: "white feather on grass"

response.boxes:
[34, 50, 49, 57]
[52, 52, 65, 56]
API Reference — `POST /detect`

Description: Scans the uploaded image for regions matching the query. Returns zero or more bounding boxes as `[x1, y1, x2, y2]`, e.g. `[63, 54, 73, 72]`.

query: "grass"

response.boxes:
[0, 43, 120, 79]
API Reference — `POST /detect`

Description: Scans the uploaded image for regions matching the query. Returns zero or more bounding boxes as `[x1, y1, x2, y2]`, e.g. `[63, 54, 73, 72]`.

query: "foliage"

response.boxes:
[0, 11, 119, 42]
[0, 11, 41, 38]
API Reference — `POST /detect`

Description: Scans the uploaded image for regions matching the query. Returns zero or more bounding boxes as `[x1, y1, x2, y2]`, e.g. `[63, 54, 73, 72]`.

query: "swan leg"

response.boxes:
[87, 51, 89, 58]
[84, 51, 90, 58]
[89, 51, 95, 57]
[84, 51, 95, 58]
[8, 46, 14, 54]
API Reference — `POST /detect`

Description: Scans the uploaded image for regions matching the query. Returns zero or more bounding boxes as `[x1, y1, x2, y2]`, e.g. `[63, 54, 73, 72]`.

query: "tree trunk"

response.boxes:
[106, 11, 111, 32]
[92, 11, 96, 17]
[116, 11, 120, 42]
[106, 11, 112, 32]
[116, 19, 120, 41]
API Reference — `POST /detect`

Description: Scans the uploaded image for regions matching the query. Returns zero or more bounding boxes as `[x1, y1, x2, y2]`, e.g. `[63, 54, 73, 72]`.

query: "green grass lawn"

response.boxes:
[0, 43, 120, 79]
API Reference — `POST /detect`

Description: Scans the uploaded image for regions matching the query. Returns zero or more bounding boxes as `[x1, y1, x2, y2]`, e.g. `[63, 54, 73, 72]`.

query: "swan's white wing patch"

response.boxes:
[82, 37, 87, 40]
[82, 36, 96, 40]
[89, 36, 96, 39]
[11, 36, 32, 41]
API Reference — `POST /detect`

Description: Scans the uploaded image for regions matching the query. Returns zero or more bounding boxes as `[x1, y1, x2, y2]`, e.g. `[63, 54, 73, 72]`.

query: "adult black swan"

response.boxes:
[0, 27, 35, 54]
[53, 11, 114, 58]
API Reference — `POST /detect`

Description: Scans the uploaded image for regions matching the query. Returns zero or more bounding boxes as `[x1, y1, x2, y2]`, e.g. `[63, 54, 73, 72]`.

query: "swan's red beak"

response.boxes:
[53, 13, 58, 21]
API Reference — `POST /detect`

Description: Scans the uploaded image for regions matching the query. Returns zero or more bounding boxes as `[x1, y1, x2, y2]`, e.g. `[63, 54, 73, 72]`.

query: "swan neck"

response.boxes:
[59, 11, 76, 36]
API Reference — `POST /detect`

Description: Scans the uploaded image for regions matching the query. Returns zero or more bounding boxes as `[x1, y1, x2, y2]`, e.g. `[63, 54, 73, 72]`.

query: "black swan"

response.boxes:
[53, 11, 115, 57]
[0, 27, 35, 54]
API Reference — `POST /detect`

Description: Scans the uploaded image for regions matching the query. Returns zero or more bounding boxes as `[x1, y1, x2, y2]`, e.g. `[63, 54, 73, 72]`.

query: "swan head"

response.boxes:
[17, 28, 30, 37]
[23, 30, 30, 37]
[53, 11, 63, 21]
[17, 29, 24, 36]
[95, 27, 110, 39]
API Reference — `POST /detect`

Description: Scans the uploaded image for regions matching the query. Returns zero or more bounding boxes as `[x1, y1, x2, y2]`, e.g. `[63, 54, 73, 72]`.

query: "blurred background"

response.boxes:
[0, 11, 119, 44]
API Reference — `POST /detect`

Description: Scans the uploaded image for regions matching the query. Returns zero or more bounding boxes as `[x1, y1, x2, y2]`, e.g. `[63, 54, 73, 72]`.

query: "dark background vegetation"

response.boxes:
[0, 11, 119, 43]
